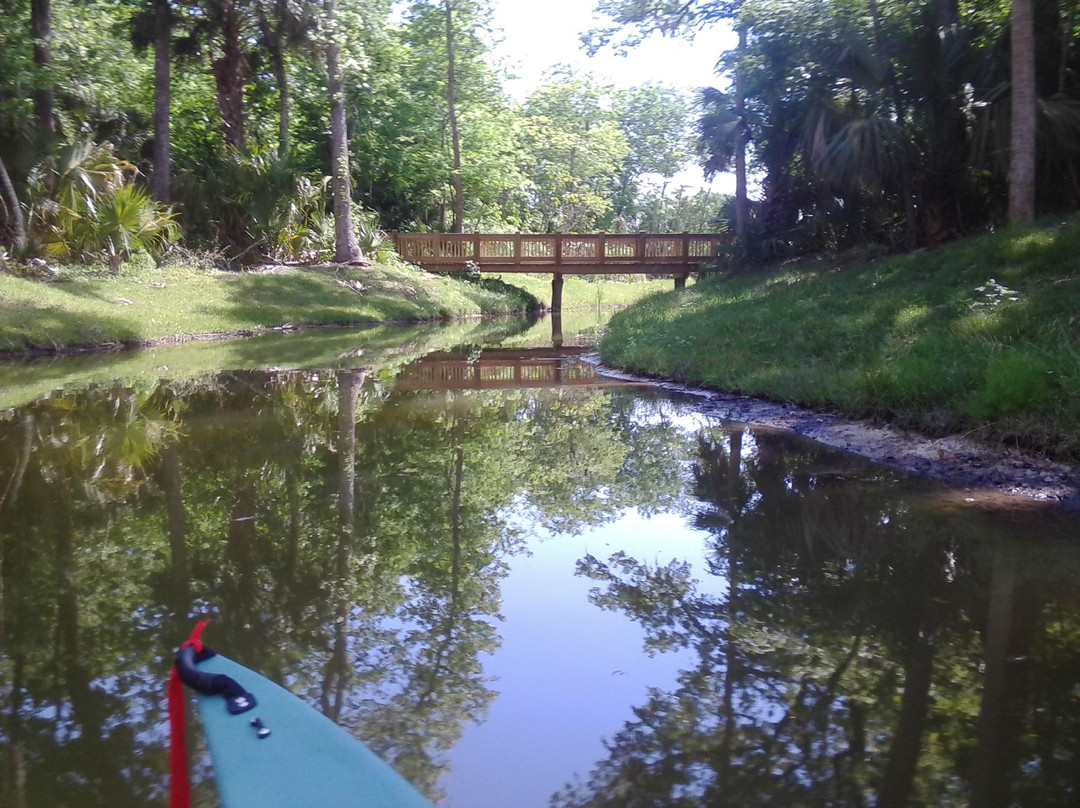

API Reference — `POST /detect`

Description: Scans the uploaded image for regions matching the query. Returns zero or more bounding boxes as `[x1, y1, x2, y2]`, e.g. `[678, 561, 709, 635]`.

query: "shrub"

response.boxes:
[26, 140, 179, 270]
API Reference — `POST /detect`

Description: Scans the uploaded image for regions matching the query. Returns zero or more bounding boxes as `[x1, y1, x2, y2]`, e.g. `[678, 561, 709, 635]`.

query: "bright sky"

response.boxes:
[487, 0, 738, 194]
[489, 0, 734, 97]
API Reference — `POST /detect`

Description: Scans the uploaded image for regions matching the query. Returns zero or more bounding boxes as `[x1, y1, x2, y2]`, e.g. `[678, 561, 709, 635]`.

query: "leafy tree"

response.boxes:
[251, 0, 317, 158]
[515, 75, 630, 232]
[588, 0, 749, 242]
[396, 0, 510, 231]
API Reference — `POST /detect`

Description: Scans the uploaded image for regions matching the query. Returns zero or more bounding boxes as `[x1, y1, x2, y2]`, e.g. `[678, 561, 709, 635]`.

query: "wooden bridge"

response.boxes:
[394, 347, 626, 392]
[391, 232, 724, 310]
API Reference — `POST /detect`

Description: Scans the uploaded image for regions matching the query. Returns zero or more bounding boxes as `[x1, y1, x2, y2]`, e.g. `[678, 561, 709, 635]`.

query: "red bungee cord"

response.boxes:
[168, 620, 210, 808]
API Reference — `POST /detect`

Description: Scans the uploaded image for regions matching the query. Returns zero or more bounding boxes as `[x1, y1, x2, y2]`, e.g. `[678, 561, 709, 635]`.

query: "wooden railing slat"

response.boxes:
[390, 232, 723, 272]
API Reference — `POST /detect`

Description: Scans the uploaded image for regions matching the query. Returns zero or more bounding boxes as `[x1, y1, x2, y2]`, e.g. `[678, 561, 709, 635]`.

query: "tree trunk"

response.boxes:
[274, 54, 291, 159]
[878, 541, 948, 808]
[877, 633, 936, 807]
[211, 0, 247, 150]
[256, 4, 290, 159]
[970, 546, 1037, 808]
[444, 0, 464, 233]
[1009, 0, 1037, 224]
[31, 0, 54, 137]
[159, 445, 189, 599]
[416, 407, 465, 707]
[0, 155, 27, 252]
[321, 370, 363, 720]
[0, 415, 32, 644]
[226, 483, 259, 627]
[151, 0, 172, 203]
[733, 17, 749, 249]
[324, 0, 362, 263]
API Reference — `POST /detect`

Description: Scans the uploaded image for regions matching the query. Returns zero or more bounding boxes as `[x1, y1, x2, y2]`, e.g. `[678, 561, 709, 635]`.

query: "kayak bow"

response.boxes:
[169, 622, 435, 808]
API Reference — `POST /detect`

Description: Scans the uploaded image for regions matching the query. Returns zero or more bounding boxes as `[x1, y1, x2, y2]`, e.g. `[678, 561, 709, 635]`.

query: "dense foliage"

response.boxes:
[591, 0, 1077, 258]
[0, 0, 711, 266]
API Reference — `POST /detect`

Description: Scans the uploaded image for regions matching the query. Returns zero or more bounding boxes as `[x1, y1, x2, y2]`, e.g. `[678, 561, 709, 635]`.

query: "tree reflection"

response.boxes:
[558, 428, 1080, 808]
[0, 364, 694, 806]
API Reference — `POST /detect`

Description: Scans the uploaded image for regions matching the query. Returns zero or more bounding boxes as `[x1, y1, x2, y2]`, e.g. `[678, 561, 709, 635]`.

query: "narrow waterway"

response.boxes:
[2, 312, 1080, 808]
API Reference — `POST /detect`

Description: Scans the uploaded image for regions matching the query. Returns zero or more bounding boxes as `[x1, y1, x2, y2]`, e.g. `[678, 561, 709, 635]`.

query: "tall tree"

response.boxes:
[207, 0, 248, 149]
[516, 76, 630, 232]
[151, 0, 172, 202]
[253, 0, 314, 158]
[732, 13, 748, 246]
[587, 0, 744, 238]
[444, 0, 464, 232]
[1009, 0, 1037, 223]
[323, 0, 362, 262]
[400, 0, 502, 230]
[30, 0, 55, 137]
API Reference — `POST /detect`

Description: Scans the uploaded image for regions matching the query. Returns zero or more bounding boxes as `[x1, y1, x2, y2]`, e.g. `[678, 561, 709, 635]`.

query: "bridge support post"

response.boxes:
[674, 273, 689, 290]
[551, 311, 563, 349]
[551, 272, 564, 313]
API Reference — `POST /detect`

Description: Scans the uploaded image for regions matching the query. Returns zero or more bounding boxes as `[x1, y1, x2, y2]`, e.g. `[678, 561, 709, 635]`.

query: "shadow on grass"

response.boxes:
[0, 297, 141, 354]
[219, 270, 447, 327]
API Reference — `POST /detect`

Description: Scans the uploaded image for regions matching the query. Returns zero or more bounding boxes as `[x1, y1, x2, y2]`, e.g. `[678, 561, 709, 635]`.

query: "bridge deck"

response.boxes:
[392, 232, 723, 274]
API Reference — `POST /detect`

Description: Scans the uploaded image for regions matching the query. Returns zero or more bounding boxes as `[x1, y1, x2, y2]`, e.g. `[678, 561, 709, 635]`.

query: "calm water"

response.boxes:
[2, 318, 1080, 808]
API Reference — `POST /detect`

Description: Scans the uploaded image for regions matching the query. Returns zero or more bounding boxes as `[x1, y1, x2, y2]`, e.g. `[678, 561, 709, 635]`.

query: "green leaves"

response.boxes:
[27, 140, 180, 269]
[87, 184, 180, 270]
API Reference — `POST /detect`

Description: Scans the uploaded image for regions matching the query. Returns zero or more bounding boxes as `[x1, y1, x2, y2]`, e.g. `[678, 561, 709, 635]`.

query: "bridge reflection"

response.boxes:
[394, 347, 622, 392]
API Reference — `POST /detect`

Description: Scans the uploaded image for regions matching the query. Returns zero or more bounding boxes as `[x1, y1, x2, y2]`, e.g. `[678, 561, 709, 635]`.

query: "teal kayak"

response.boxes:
[170, 623, 434, 808]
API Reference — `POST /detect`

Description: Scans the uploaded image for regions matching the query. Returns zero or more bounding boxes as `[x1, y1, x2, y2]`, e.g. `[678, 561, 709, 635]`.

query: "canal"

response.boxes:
[1, 312, 1079, 807]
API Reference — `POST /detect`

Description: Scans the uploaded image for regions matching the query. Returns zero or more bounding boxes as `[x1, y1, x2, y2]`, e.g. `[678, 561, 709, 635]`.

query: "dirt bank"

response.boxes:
[594, 361, 1080, 511]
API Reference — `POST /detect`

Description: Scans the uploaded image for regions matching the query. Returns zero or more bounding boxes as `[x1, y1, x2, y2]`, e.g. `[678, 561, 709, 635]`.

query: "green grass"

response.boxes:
[490, 273, 680, 309]
[600, 220, 1080, 460]
[0, 258, 536, 354]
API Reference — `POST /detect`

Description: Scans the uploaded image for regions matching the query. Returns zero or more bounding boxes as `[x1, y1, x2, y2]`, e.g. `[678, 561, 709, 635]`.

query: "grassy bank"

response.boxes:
[600, 221, 1080, 460]
[491, 273, 680, 309]
[0, 258, 536, 354]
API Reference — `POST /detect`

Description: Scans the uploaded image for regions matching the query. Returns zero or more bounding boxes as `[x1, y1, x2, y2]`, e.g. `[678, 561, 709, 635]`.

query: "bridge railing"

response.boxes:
[394, 348, 602, 391]
[391, 232, 725, 274]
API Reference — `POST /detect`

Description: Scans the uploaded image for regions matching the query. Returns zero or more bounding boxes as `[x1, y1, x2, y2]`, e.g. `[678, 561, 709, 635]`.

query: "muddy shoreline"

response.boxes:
[593, 360, 1080, 512]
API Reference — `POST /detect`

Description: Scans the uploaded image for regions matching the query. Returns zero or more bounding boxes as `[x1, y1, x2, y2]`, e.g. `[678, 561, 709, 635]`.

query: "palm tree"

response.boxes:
[151, 0, 172, 202]
[209, 0, 248, 149]
[323, 0, 362, 263]
[31, 0, 55, 137]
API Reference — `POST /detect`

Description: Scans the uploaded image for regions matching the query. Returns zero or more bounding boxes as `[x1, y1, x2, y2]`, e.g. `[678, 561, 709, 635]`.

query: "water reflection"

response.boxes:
[0, 355, 1079, 808]
[395, 347, 603, 392]
[0, 360, 689, 807]
[558, 428, 1080, 808]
